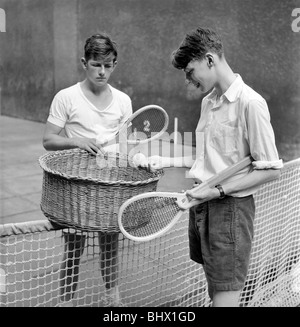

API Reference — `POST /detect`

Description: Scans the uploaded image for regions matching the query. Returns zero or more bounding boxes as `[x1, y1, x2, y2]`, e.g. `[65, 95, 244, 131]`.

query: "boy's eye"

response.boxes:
[186, 69, 193, 77]
[92, 64, 113, 69]
[185, 71, 192, 80]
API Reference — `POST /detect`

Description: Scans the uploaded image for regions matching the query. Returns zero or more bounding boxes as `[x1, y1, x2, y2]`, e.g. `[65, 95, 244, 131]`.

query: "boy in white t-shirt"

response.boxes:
[43, 33, 132, 306]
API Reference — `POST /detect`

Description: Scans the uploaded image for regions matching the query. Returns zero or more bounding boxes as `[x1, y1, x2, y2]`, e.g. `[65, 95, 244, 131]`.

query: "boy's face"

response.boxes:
[82, 54, 117, 87]
[184, 57, 216, 93]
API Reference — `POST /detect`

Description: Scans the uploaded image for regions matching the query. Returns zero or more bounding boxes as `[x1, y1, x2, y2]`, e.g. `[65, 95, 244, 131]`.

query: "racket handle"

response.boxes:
[176, 193, 204, 210]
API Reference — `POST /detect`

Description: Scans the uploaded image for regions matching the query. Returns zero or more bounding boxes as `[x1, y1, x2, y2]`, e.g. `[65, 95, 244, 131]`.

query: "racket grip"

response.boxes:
[176, 181, 210, 210]
[176, 194, 203, 210]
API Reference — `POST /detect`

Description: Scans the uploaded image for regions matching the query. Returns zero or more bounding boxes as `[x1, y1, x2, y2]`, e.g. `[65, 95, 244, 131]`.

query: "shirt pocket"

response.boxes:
[210, 121, 238, 154]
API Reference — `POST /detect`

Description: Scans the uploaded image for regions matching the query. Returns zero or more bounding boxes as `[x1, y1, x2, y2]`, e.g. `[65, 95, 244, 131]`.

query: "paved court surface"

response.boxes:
[0, 115, 194, 226]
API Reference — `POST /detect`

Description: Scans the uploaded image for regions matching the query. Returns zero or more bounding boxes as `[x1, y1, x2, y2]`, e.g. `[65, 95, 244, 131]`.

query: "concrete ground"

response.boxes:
[0, 115, 194, 226]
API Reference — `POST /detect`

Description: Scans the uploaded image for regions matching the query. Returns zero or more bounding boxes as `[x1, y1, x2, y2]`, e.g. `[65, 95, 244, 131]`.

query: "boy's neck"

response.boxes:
[81, 79, 109, 95]
[214, 60, 236, 97]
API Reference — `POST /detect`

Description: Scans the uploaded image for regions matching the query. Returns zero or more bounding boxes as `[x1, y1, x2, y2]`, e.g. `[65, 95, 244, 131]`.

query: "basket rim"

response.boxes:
[42, 209, 120, 232]
[38, 149, 164, 186]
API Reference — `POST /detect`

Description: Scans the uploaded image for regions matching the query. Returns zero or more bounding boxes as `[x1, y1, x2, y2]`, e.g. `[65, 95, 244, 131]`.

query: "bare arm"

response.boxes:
[42, 122, 100, 155]
[221, 168, 280, 196]
[147, 155, 195, 170]
[187, 168, 281, 201]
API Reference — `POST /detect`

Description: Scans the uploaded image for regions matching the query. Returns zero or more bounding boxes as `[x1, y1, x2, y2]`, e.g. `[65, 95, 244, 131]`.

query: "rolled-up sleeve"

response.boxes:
[246, 99, 283, 170]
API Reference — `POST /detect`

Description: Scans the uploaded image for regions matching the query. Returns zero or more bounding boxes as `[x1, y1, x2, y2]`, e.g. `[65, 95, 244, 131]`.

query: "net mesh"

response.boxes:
[0, 158, 299, 307]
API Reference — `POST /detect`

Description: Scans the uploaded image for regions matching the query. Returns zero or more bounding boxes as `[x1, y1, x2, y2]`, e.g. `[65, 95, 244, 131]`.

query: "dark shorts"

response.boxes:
[189, 195, 255, 299]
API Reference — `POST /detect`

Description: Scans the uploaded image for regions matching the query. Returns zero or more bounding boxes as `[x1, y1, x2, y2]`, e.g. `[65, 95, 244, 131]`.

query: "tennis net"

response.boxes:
[0, 158, 299, 307]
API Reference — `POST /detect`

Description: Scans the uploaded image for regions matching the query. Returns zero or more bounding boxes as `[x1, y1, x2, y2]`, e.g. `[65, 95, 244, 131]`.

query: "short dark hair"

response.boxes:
[171, 27, 224, 70]
[84, 33, 118, 62]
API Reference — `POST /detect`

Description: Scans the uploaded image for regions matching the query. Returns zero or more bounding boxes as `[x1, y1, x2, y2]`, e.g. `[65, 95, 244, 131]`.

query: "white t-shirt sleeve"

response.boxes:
[119, 94, 133, 124]
[47, 91, 69, 128]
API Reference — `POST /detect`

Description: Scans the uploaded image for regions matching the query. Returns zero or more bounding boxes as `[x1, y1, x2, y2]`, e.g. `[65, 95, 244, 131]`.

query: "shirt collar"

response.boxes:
[207, 74, 244, 103]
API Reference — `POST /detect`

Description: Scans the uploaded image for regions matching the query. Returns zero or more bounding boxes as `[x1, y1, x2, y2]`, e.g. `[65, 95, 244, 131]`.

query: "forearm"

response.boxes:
[43, 134, 78, 151]
[161, 155, 195, 168]
[173, 155, 195, 168]
[222, 168, 281, 196]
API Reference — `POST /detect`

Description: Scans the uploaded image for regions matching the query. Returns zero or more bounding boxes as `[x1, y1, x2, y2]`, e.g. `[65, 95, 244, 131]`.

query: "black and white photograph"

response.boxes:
[0, 0, 299, 314]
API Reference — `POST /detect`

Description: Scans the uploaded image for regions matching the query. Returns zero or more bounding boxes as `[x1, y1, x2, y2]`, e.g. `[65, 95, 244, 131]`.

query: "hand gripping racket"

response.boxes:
[118, 155, 253, 242]
[99, 105, 169, 150]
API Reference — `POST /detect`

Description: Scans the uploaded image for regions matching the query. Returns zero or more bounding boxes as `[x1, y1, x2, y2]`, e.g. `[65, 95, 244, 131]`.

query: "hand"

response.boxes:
[132, 154, 171, 172]
[73, 138, 100, 155]
[132, 154, 160, 171]
[132, 154, 166, 172]
[185, 182, 220, 203]
[147, 155, 163, 170]
[132, 153, 149, 168]
[192, 181, 201, 188]
[148, 155, 172, 170]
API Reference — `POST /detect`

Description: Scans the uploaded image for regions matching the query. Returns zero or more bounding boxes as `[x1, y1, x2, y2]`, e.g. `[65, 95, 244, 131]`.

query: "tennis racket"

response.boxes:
[118, 155, 253, 242]
[99, 105, 169, 150]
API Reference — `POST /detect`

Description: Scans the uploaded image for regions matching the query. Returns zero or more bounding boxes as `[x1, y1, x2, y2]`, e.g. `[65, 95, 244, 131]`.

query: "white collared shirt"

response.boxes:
[188, 74, 283, 197]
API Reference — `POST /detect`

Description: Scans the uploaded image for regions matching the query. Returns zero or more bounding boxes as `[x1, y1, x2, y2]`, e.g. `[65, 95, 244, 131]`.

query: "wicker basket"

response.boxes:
[39, 149, 163, 232]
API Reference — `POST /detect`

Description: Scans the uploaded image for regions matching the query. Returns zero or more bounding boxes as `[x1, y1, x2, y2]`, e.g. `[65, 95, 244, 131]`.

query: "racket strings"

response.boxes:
[128, 109, 167, 141]
[120, 197, 180, 238]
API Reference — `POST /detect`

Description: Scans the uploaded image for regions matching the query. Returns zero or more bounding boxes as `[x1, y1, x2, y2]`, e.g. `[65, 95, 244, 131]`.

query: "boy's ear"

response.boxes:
[81, 57, 87, 69]
[205, 53, 214, 67]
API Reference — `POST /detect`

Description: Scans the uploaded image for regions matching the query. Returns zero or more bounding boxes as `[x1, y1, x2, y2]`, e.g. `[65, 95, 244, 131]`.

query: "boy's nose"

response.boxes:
[99, 66, 105, 75]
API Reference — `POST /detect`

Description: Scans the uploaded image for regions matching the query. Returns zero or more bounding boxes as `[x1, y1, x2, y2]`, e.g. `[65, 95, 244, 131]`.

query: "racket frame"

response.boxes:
[118, 191, 186, 242]
[101, 104, 169, 148]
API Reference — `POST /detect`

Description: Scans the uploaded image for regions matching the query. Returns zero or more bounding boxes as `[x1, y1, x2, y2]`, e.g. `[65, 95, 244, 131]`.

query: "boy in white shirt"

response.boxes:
[43, 33, 132, 306]
[147, 27, 282, 307]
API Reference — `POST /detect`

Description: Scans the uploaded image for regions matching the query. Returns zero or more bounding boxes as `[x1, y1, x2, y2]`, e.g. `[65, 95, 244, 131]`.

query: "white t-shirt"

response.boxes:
[47, 83, 132, 151]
